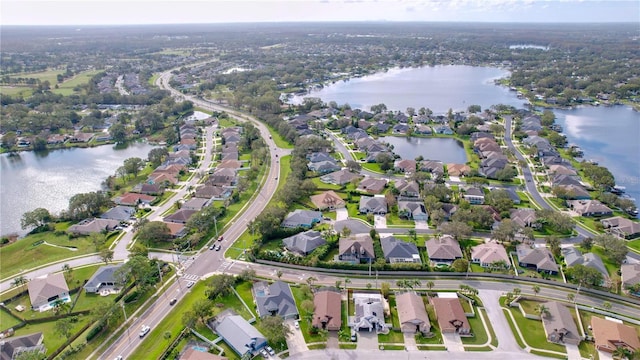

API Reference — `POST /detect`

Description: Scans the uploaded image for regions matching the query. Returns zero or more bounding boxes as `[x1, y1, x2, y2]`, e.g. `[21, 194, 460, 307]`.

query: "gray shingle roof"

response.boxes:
[255, 281, 298, 318]
[83, 264, 124, 292]
[380, 236, 420, 261]
[283, 230, 326, 255]
[216, 315, 266, 355]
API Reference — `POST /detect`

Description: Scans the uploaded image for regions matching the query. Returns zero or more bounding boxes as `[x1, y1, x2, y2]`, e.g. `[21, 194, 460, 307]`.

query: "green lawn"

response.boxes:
[51, 70, 101, 96]
[628, 239, 640, 253]
[518, 299, 544, 316]
[0, 86, 33, 97]
[578, 341, 599, 360]
[0, 230, 105, 281]
[361, 163, 384, 173]
[310, 177, 343, 191]
[14, 313, 93, 357]
[460, 308, 490, 346]
[508, 306, 566, 353]
[502, 308, 526, 349]
[266, 125, 294, 149]
[0, 309, 22, 329]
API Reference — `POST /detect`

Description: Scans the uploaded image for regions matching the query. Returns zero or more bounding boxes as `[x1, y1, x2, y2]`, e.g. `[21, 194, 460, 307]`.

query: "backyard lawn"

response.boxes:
[460, 309, 488, 345]
[507, 306, 566, 353]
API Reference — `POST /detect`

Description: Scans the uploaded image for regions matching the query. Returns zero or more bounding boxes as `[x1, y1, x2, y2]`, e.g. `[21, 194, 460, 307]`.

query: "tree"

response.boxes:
[344, 278, 351, 293]
[258, 316, 292, 349]
[182, 310, 197, 329]
[513, 288, 522, 296]
[300, 299, 315, 320]
[109, 123, 127, 144]
[345, 160, 362, 172]
[535, 304, 550, 318]
[276, 270, 283, 279]
[205, 274, 236, 300]
[567, 293, 575, 303]
[396, 279, 421, 290]
[532, 285, 541, 297]
[192, 299, 213, 325]
[136, 221, 172, 245]
[380, 282, 391, 298]
[335, 280, 342, 290]
[62, 263, 73, 284]
[99, 248, 114, 264]
[439, 221, 472, 241]
[593, 234, 628, 265]
[565, 264, 603, 287]
[376, 152, 394, 171]
[452, 258, 469, 273]
[426, 281, 435, 291]
[545, 237, 562, 258]
[55, 317, 74, 338]
[492, 219, 522, 244]
[602, 301, 612, 311]
[20, 208, 52, 230]
[148, 147, 169, 168]
[11, 275, 28, 292]
[305, 276, 317, 287]
[52, 298, 70, 315]
[123, 157, 145, 178]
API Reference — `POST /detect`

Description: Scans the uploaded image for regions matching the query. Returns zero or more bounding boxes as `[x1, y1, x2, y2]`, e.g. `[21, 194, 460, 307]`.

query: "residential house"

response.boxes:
[181, 197, 210, 211]
[320, 169, 362, 185]
[463, 187, 485, 205]
[359, 196, 388, 215]
[351, 292, 388, 332]
[338, 234, 375, 264]
[446, 163, 471, 177]
[28, 273, 70, 312]
[0, 332, 45, 360]
[504, 188, 521, 205]
[510, 209, 538, 228]
[397, 199, 428, 221]
[253, 281, 299, 319]
[164, 222, 188, 238]
[281, 210, 322, 228]
[555, 184, 591, 200]
[434, 125, 454, 135]
[601, 216, 640, 239]
[308, 160, 341, 174]
[425, 235, 463, 265]
[380, 236, 421, 264]
[591, 317, 640, 354]
[194, 185, 232, 200]
[562, 247, 609, 286]
[548, 164, 578, 176]
[541, 301, 582, 345]
[148, 172, 178, 186]
[214, 313, 267, 357]
[568, 200, 613, 217]
[164, 209, 197, 224]
[395, 180, 420, 198]
[100, 206, 136, 221]
[283, 230, 326, 256]
[68, 218, 120, 235]
[396, 292, 430, 334]
[394, 159, 416, 174]
[132, 183, 163, 195]
[392, 124, 410, 134]
[217, 160, 243, 170]
[414, 124, 432, 135]
[357, 177, 387, 194]
[471, 242, 510, 269]
[83, 264, 124, 294]
[516, 245, 559, 275]
[430, 294, 471, 334]
[621, 264, 640, 295]
[113, 192, 155, 206]
[419, 160, 444, 176]
[310, 191, 346, 210]
[312, 289, 342, 331]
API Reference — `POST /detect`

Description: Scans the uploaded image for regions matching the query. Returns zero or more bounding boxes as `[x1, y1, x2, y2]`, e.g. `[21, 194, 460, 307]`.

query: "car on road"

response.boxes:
[350, 329, 357, 342]
[209, 244, 216, 250]
[169, 298, 177, 306]
[217, 235, 224, 241]
[260, 348, 269, 358]
[186, 281, 194, 288]
[214, 244, 222, 251]
[294, 320, 299, 329]
[139, 325, 151, 338]
[265, 346, 275, 356]
[114, 356, 123, 360]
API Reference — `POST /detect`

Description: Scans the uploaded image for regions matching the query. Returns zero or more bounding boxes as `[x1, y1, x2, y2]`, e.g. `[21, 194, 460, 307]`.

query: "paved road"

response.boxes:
[287, 349, 549, 360]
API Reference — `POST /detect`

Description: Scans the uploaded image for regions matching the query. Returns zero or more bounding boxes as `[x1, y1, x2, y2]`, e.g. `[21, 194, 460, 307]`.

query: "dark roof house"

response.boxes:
[380, 236, 421, 264]
[254, 281, 298, 319]
[283, 230, 326, 256]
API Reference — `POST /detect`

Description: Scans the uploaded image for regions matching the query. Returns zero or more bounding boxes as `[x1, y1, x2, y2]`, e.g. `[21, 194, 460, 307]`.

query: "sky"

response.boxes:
[1, 0, 639, 25]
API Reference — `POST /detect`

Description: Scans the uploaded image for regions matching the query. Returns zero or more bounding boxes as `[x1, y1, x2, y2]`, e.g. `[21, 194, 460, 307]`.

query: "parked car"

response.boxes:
[139, 325, 151, 338]
[260, 348, 269, 358]
[265, 346, 275, 356]
[294, 320, 299, 329]
[350, 329, 357, 342]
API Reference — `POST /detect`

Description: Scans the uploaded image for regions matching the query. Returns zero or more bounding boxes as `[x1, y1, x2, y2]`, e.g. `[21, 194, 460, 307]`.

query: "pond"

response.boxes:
[379, 136, 467, 164]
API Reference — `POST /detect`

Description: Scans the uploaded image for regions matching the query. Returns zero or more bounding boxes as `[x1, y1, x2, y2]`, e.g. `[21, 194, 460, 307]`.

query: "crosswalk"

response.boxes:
[217, 260, 235, 273]
[181, 273, 200, 281]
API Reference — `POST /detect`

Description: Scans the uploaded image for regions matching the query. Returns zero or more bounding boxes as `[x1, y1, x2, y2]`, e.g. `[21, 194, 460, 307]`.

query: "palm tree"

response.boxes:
[567, 293, 575, 303]
[426, 281, 435, 291]
[344, 278, 351, 293]
[335, 280, 342, 290]
[513, 287, 522, 297]
[532, 285, 541, 297]
[52, 299, 71, 315]
[306, 276, 317, 287]
[11, 276, 27, 292]
[276, 270, 283, 279]
[612, 346, 634, 360]
[535, 304, 550, 319]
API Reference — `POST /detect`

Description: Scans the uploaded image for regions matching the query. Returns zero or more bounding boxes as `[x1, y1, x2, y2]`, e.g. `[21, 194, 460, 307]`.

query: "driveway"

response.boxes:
[565, 344, 581, 360]
[478, 289, 523, 352]
[374, 215, 387, 229]
[285, 319, 308, 356]
[442, 332, 464, 352]
[356, 330, 379, 350]
[414, 220, 429, 230]
[335, 208, 348, 221]
[403, 333, 417, 351]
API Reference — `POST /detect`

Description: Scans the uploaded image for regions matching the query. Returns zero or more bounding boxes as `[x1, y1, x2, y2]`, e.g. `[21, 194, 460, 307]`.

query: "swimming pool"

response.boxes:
[192, 345, 208, 352]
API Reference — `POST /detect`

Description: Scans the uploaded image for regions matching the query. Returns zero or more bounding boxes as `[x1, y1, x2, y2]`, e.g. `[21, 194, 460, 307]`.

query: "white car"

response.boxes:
[294, 320, 299, 329]
[260, 348, 269, 358]
[139, 325, 150, 338]
[265, 346, 275, 356]
[186, 281, 195, 288]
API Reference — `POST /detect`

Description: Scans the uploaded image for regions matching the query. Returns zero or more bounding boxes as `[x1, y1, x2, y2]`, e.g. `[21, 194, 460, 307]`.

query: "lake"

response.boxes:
[552, 105, 640, 212]
[380, 136, 467, 164]
[0, 142, 158, 237]
[289, 65, 528, 113]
